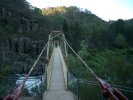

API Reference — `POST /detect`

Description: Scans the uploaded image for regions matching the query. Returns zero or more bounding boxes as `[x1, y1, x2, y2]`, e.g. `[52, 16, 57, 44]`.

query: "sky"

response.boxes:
[26, 0, 133, 21]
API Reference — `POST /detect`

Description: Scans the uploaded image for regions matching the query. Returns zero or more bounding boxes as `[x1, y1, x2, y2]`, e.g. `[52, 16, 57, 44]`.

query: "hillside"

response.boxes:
[0, 0, 133, 98]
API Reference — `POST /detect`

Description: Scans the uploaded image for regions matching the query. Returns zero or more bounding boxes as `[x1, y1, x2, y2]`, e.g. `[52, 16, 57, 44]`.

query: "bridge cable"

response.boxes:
[62, 35, 128, 100]
[4, 42, 48, 100]
[22, 42, 48, 84]
[63, 38, 98, 78]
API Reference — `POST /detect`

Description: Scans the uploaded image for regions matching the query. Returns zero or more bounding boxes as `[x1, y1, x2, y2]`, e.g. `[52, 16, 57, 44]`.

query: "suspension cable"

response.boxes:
[63, 37, 132, 90]
[4, 42, 48, 99]
[63, 34, 128, 99]
[63, 37, 98, 78]
[23, 42, 48, 84]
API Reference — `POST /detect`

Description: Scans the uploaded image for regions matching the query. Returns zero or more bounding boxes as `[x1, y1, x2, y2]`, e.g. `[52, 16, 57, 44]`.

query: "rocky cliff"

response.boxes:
[1, 37, 46, 75]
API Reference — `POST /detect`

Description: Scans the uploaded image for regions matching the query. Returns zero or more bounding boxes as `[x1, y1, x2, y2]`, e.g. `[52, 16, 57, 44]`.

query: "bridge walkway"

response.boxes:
[43, 47, 75, 100]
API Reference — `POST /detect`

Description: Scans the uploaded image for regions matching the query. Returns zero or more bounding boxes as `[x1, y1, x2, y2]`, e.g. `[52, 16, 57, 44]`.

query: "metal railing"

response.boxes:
[0, 73, 47, 98]
[67, 71, 103, 100]
[18, 75, 46, 97]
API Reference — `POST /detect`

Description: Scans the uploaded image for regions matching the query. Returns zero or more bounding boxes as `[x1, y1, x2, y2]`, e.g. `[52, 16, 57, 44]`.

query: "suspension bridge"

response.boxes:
[1, 31, 133, 100]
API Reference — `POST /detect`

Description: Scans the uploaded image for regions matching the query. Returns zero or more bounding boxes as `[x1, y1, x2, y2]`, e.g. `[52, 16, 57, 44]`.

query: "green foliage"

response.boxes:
[68, 40, 133, 88]
[78, 82, 102, 100]
[62, 18, 68, 32]
[78, 40, 90, 59]
[88, 49, 133, 87]
[115, 33, 127, 48]
[0, 62, 11, 76]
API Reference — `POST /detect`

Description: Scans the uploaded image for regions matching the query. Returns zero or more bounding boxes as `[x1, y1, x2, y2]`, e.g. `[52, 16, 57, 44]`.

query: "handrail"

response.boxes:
[68, 72, 133, 93]
[58, 47, 68, 90]
[46, 48, 55, 90]
[97, 77, 128, 100]
[64, 38, 98, 78]
[3, 42, 48, 100]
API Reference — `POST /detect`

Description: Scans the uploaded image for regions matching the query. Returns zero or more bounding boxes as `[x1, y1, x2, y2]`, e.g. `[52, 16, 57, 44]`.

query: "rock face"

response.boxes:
[6, 37, 46, 54]
[0, 7, 9, 24]
[12, 59, 45, 75]
[18, 37, 32, 53]
[32, 40, 46, 54]
[2, 37, 46, 75]
[20, 17, 38, 32]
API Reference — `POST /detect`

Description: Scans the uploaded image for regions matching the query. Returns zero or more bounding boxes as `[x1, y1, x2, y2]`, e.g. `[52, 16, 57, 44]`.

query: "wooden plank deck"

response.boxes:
[43, 47, 75, 100]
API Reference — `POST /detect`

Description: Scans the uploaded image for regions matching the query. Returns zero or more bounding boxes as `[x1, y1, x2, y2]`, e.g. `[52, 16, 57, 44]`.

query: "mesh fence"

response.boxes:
[68, 72, 103, 100]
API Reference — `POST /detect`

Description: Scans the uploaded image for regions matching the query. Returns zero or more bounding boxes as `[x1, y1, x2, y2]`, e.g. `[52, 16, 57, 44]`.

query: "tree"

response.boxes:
[62, 18, 68, 32]
[115, 33, 127, 48]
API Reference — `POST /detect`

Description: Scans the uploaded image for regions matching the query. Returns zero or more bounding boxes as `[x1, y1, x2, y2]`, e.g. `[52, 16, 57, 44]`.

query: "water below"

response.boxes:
[16, 74, 42, 91]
